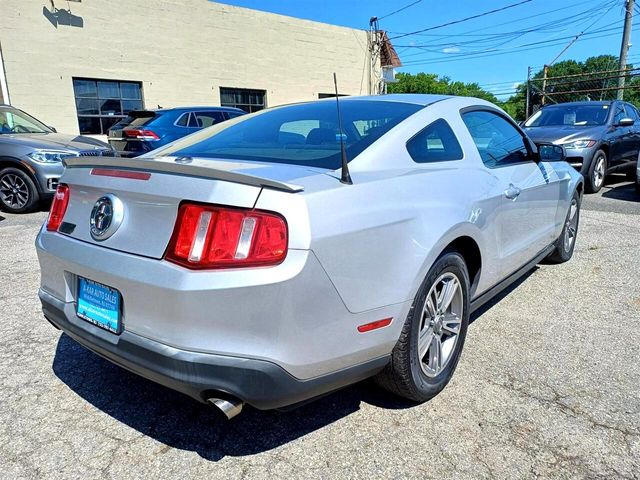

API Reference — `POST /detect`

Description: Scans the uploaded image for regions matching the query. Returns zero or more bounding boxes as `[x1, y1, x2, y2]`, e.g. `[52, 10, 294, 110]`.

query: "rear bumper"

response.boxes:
[40, 289, 388, 409]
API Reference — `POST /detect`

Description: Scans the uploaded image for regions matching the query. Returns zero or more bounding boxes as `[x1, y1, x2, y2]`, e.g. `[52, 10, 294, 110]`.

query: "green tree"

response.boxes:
[513, 54, 639, 117]
[388, 72, 499, 103]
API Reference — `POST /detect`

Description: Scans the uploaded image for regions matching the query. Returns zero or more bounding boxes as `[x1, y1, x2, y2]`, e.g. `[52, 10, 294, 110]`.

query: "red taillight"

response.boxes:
[46, 184, 70, 232]
[123, 128, 160, 140]
[165, 204, 288, 269]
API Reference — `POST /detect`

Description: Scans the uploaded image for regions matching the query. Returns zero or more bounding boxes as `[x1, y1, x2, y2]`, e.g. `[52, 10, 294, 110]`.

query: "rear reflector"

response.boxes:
[357, 318, 393, 333]
[46, 184, 70, 232]
[165, 203, 288, 269]
[91, 168, 151, 180]
[123, 128, 160, 140]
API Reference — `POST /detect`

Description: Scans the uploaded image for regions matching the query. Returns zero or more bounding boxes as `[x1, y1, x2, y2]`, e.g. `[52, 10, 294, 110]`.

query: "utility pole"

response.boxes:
[541, 65, 549, 105]
[526, 66, 531, 118]
[617, 0, 634, 100]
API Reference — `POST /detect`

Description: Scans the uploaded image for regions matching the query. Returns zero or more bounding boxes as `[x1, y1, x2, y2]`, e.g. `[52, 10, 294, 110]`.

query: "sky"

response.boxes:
[215, 0, 639, 98]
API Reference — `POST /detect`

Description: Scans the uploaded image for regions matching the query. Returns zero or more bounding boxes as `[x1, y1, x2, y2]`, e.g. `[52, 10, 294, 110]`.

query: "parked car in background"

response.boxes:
[523, 100, 640, 193]
[107, 106, 245, 157]
[0, 104, 115, 213]
[37, 94, 582, 418]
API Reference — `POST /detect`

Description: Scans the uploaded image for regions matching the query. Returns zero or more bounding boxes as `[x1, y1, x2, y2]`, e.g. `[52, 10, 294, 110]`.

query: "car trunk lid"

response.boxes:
[58, 156, 308, 259]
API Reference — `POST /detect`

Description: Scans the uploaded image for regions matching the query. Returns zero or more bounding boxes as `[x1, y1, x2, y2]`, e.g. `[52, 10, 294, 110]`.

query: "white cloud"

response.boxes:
[443, 46, 460, 54]
[512, 82, 522, 89]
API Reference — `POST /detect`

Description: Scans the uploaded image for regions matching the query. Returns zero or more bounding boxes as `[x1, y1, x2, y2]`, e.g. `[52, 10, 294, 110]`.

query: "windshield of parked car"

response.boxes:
[158, 100, 423, 168]
[524, 104, 610, 127]
[0, 107, 51, 134]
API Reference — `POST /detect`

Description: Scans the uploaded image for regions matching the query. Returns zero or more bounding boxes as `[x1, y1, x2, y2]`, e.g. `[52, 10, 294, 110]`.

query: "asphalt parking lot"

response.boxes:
[0, 176, 638, 479]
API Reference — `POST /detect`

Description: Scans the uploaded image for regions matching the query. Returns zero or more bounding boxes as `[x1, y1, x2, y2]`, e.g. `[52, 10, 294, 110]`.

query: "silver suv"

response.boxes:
[0, 104, 115, 213]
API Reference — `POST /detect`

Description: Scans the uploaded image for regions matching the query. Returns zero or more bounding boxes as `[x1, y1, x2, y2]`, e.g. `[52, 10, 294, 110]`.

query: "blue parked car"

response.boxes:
[107, 106, 245, 157]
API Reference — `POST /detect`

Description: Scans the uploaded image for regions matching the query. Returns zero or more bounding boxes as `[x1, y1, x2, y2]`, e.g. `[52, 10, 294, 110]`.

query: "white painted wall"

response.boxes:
[0, 0, 372, 134]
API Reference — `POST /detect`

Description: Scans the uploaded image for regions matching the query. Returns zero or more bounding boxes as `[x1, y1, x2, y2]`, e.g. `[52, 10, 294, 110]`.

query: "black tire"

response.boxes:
[0, 167, 40, 214]
[585, 150, 607, 194]
[546, 189, 581, 264]
[375, 251, 470, 402]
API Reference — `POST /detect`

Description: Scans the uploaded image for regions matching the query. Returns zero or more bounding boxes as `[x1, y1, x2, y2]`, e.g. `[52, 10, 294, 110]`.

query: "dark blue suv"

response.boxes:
[108, 106, 245, 157]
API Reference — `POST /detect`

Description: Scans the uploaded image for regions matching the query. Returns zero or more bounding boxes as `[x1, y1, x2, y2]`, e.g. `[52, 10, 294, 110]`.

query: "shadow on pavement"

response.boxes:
[0, 215, 5, 222]
[602, 180, 638, 203]
[52, 267, 538, 460]
[52, 334, 415, 461]
[470, 267, 537, 323]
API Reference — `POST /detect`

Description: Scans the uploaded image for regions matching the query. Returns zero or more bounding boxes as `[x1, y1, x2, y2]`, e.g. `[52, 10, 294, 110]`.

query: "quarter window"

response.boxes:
[220, 87, 266, 113]
[461, 110, 529, 168]
[406, 119, 463, 163]
[73, 78, 143, 134]
[175, 113, 190, 127]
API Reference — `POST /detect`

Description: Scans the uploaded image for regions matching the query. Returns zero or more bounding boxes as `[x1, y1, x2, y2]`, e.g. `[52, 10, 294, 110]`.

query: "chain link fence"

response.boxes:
[526, 67, 640, 117]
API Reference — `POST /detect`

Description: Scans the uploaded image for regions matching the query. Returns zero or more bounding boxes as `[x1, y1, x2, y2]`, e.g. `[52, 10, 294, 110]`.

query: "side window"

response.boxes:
[461, 110, 529, 168]
[624, 104, 638, 121]
[406, 119, 463, 163]
[613, 103, 626, 125]
[175, 112, 190, 127]
[189, 111, 226, 128]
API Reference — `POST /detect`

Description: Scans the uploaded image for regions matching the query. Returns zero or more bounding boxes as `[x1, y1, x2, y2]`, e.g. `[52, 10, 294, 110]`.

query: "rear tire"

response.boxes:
[0, 167, 40, 214]
[546, 189, 581, 264]
[585, 150, 607, 194]
[375, 251, 470, 402]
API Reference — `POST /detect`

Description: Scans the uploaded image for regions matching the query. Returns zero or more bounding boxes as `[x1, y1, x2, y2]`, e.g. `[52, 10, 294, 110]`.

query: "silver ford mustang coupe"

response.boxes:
[36, 94, 583, 419]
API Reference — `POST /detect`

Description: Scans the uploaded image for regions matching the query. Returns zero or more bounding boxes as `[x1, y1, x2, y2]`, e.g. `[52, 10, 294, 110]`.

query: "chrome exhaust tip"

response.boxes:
[207, 396, 244, 420]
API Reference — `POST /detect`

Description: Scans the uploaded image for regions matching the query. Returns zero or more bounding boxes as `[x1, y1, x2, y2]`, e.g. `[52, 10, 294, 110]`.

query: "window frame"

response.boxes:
[72, 77, 144, 135]
[459, 106, 535, 169]
[405, 118, 464, 164]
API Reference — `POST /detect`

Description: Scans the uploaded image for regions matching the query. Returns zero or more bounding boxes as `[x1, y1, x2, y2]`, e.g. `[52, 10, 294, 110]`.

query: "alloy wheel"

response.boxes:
[593, 156, 606, 188]
[418, 272, 464, 377]
[563, 198, 578, 252]
[0, 173, 30, 209]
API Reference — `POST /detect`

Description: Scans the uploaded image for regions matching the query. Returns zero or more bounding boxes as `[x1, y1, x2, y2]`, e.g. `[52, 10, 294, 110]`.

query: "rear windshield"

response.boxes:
[159, 100, 422, 168]
[111, 112, 160, 130]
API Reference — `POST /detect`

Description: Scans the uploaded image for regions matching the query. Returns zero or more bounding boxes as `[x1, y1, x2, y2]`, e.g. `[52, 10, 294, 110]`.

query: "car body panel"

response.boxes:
[36, 94, 583, 407]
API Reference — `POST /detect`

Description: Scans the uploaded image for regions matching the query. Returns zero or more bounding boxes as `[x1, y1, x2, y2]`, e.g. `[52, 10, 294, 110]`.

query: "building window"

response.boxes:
[73, 78, 144, 134]
[220, 87, 266, 113]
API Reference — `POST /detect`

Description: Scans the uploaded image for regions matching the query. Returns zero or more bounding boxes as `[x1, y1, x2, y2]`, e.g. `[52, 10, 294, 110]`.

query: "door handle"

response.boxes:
[504, 184, 521, 200]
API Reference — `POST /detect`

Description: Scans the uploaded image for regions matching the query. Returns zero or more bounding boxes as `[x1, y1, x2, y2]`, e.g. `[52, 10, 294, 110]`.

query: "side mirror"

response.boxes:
[536, 143, 565, 162]
[616, 117, 634, 127]
[49, 126, 57, 133]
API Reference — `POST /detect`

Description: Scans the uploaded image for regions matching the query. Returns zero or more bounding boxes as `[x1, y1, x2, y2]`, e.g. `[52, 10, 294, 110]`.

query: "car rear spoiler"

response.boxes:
[63, 155, 304, 193]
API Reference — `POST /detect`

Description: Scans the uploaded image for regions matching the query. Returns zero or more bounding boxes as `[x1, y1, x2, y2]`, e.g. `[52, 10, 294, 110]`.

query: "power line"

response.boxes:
[387, 0, 607, 39]
[396, 0, 619, 54]
[377, 0, 423, 21]
[389, 0, 534, 40]
[400, 25, 638, 66]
